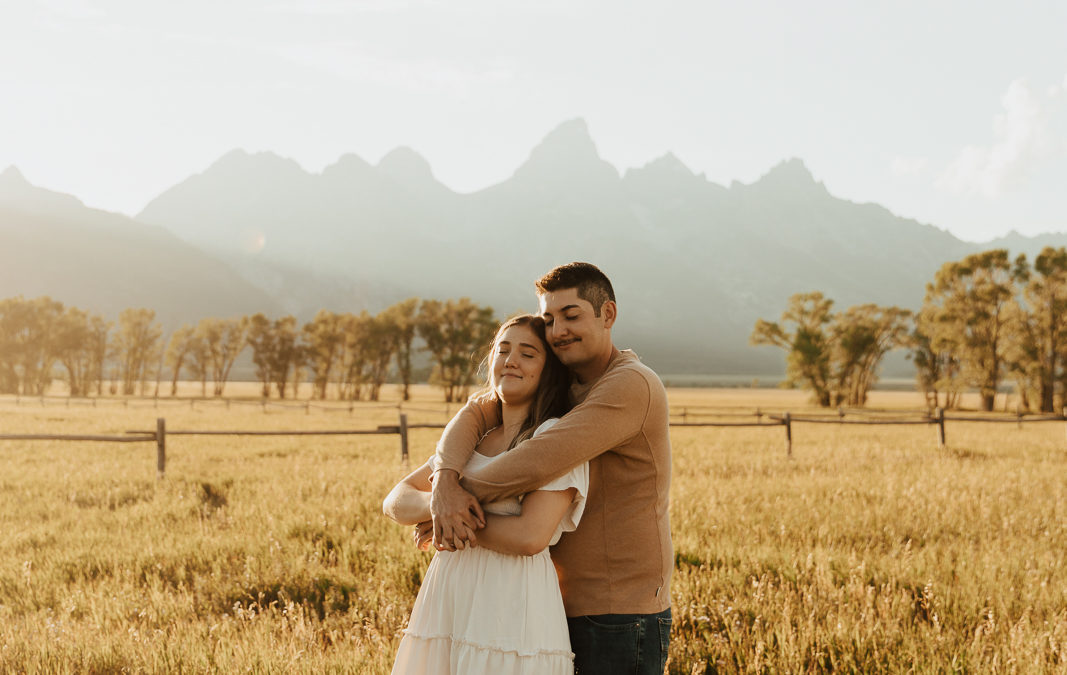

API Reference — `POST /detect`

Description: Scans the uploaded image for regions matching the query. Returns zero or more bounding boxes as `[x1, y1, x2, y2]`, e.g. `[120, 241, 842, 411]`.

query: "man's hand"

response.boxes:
[429, 469, 485, 551]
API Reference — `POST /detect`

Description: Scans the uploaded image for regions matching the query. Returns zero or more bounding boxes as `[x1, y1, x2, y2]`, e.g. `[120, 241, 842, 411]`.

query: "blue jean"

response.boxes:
[567, 607, 671, 675]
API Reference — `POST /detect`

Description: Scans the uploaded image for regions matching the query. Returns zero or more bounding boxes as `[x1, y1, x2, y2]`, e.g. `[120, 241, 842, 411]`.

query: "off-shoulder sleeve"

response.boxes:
[528, 418, 589, 545]
[539, 462, 589, 546]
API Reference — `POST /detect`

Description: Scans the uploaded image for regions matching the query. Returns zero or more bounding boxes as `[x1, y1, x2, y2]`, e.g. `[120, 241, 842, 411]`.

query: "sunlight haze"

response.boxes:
[1, 0, 1065, 241]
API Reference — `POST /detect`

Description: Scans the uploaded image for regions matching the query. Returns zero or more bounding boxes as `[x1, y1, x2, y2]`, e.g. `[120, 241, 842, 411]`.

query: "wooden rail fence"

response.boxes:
[0, 395, 462, 420]
[3, 408, 1067, 476]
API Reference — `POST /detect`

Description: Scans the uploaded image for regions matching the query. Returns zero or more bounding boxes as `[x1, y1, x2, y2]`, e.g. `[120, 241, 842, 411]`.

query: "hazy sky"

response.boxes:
[1, 0, 1065, 242]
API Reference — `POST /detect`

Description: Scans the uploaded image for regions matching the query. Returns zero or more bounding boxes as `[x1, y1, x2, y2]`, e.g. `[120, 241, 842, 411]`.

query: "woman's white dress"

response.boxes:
[391, 419, 589, 674]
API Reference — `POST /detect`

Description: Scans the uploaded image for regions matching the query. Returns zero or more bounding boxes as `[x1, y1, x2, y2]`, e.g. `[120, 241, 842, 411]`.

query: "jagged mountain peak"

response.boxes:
[0, 166, 30, 188]
[755, 158, 821, 188]
[321, 152, 375, 178]
[377, 146, 442, 189]
[378, 146, 431, 173]
[206, 148, 308, 177]
[537, 118, 597, 152]
[511, 118, 619, 185]
[638, 152, 698, 177]
[0, 166, 85, 211]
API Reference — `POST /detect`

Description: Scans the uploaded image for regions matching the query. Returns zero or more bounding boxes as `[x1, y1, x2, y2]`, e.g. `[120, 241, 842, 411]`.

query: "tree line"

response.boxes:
[0, 297, 497, 402]
[753, 247, 1067, 412]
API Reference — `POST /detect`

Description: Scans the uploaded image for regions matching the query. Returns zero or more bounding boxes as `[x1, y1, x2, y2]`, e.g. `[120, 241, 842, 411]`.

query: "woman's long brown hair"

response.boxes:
[476, 314, 571, 450]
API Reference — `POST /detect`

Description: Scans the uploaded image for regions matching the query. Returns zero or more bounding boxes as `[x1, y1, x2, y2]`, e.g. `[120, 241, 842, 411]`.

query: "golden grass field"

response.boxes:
[1, 384, 1065, 673]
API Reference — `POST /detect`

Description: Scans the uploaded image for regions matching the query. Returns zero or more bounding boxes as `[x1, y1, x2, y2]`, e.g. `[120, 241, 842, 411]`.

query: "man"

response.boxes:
[430, 262, 673, 674]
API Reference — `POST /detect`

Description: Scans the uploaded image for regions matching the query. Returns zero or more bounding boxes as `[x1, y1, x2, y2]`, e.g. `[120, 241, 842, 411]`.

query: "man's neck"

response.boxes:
[573, 345, 619, 385]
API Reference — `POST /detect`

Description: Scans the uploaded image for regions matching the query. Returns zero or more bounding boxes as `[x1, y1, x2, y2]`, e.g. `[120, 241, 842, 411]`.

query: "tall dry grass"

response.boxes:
[1, 387, 1065, 673]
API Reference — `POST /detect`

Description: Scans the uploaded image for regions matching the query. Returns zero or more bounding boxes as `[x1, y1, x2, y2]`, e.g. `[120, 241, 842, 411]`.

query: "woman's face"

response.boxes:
[491, 323, 547, 406]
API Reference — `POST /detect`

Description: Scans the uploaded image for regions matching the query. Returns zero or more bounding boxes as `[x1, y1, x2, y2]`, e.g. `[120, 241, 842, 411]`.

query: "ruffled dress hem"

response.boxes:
[400, 630, 575, 658]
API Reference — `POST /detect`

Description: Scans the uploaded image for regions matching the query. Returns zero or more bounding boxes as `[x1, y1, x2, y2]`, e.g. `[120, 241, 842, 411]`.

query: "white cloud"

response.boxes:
[938, 79, 1062, 198]
[891, 156, 928, 177]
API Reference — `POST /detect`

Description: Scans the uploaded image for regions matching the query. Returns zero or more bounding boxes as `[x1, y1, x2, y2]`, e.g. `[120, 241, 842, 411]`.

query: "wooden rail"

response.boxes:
[5, 408, 1067, 476]
[0, 413, 420, 476]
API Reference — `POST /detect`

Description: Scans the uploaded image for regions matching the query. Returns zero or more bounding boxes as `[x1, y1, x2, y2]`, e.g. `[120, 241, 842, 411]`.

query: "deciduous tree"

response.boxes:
[383, 298, 419, 401]
[417, 298, 496, 402]
[751, 292, 835, 406]
[832, 304, 912, 406]
[921, 250, 1024, 411]
[1014, 247, 1067, 412]
[115, 308, 162, 396]
[165, 325, 200, 396]
[303, 311, 344, 400]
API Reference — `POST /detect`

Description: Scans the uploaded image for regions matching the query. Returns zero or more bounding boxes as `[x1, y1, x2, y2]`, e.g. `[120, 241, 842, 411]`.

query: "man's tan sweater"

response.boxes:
[434, 348, 672, 617]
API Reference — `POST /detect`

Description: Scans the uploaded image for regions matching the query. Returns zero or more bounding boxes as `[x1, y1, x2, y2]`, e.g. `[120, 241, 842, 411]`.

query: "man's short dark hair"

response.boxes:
[535, 262, 616, 317]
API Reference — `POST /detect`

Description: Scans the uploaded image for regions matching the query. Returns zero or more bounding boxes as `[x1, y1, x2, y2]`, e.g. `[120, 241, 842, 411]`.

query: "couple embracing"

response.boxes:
[383, 262, 673, 674]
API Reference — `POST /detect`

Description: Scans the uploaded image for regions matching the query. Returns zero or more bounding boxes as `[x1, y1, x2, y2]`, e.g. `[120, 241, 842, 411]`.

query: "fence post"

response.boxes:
[936, 407, 946, 449]
[156, 417, 166, 479]
[784, 412, 792, 458]
[399, 412, 409, 461]
[1016, 404, 1023, 430]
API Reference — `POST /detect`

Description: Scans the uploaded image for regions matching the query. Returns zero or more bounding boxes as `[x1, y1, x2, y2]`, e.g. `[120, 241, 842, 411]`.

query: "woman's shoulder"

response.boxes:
[532, 417, 560, 437]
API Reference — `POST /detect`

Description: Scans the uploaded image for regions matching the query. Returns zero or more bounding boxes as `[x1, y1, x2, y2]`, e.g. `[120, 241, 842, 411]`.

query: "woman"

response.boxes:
[382, 314, 588, 674]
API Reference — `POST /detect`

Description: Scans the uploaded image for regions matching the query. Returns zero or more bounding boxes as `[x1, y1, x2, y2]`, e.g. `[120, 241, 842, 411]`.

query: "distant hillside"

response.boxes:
[0, 167, 282, 328]
[136, 119, 994, 374]
[6, 120, 1066, 376]
[984, 230, 1067, 261]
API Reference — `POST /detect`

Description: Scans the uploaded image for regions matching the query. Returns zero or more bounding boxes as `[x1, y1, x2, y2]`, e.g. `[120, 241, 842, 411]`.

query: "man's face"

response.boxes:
[538, 287, 612, 371]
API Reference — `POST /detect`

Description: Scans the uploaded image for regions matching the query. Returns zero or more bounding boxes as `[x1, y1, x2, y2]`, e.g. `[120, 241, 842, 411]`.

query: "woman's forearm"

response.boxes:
[476, 514, 540, 556]
[476, 489, 576, 556]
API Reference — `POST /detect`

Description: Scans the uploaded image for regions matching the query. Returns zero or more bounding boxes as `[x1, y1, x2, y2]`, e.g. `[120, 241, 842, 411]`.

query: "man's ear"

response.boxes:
[601, 301, 617, 329]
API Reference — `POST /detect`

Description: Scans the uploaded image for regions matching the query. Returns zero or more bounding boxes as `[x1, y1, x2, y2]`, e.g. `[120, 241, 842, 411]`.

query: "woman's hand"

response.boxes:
[413, 520, 435, 551]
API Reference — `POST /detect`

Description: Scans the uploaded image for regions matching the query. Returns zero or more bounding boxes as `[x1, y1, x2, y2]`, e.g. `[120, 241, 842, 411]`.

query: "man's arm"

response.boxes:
[431, 391, 501, 475]
[415, 488, 577, 556]
[459, 368, 652, 503]
[429, 393, 501, 550]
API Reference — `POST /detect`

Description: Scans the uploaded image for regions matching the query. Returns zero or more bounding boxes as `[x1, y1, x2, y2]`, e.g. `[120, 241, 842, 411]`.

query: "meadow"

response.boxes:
[1, 385, 1065, 673]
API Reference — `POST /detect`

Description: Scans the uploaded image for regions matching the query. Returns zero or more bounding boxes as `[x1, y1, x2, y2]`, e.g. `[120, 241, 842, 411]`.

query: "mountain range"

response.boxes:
[2, 119, 1065, 377]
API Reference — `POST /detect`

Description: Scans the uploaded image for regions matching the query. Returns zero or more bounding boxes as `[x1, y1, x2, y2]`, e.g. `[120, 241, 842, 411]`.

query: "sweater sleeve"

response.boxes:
[458, 366, 651, 503]
[431, 392, 502, 475]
